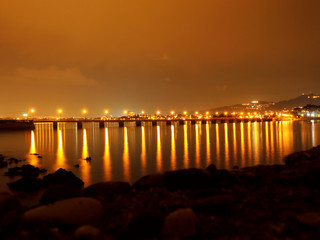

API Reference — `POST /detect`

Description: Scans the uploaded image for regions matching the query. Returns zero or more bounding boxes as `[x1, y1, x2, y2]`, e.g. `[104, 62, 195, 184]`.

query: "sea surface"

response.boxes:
[0, 120, 319, 187]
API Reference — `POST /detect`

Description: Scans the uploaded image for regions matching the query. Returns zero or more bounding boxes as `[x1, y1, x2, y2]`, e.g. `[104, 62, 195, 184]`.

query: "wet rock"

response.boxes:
[163, 168, 210, 190]
[74, 225, 101, 240]
[83, 182, 130, 199]
[0, 192, 22, 228]
[5, 167, 22, 177]
[122, 210, 165, 240]
[22, 197, 104, 226]
[161, 208, 199, 240]
[285, 151, 312, 166]
[132, 174, 165, 190]
[40, 184, 82, 205]
[191, 194, 234, 212]
[209, 169, 238, 188]
[21, 164, 40, 178]
[296, 212, 320, 227]
[7, 177, 43, 192]
[206, 164, 217, 174]
[43, 168, 84, 189]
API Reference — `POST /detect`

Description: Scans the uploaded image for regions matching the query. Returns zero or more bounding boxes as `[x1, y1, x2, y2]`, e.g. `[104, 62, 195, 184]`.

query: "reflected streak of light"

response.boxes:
[253, 122, 259, 165]
[248, 122, 252, 164]
[206, 123, 211, 166]
[195, 124, 200, 168]
[29, 130, 38, 166]
[184, 124, 189, 168]
[282, 121, 293, 156]
[171, 125, 176, 170]
[123, 127, 130, 181]
[312, 120, 315, 146]
[56, 129, 66, 169]
[81, 128, 91, 186]
[224, 123, 229, 169]
[141, 126, 147, 174]
[104, 128, 112, 181]
[240, 123, 245, 166]
[270, 122, 275, 163]
[216, 124, 220, 167]
[157, 125, 162, 171]
[265, 122, 269, 164]
[233, 123, 237, 162]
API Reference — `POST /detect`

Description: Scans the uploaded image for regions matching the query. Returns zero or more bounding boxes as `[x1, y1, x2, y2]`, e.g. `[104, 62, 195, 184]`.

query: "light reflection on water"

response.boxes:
[0, 120, 320, 186]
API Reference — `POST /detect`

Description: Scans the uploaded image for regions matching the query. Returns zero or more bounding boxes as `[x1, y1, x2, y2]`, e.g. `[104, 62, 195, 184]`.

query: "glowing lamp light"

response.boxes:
[224, 112, 228, 115]
[82, 109, 87, 114]
[58, 109, 62, 114]
[215, 112, 219, 115]
[141, 110, 145, 115]
[171, 111, 175, 115]
[195, 111, 199, 115]
[30, 109, 35, 113]
[156, 111, 161, 115]
[124, 110, 128, 115]
[105, 110, 109, 114]
[206, 111, 209, 115]
[183, 111, 187, 115]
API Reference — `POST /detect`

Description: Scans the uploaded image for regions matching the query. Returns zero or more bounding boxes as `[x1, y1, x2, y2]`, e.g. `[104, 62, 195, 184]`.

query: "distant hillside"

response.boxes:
[205, 93, 320, 113]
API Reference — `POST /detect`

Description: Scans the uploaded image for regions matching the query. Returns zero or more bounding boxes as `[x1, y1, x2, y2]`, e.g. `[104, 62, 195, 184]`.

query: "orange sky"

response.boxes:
[1, 0, 319, 117]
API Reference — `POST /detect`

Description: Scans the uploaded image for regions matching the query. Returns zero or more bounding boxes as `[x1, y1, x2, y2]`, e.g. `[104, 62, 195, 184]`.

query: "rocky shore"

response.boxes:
[1, 146, 320, 239]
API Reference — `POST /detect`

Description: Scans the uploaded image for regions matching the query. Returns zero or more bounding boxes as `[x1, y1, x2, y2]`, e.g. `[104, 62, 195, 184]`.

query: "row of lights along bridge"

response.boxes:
[21, 108, 287, 120]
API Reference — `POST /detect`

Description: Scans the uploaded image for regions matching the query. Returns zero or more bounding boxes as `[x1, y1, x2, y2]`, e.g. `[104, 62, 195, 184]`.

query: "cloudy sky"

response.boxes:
[1, 0, 319, 117]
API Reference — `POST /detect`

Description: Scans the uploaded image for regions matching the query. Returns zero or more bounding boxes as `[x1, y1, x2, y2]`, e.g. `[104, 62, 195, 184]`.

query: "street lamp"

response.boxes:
[29, 108, 35, 119]
[156, 111, 160, 115]
[58, 109, 62, 120]
[171, 111, 175, 115]
[104, 110, 109, 118]
[82, 109, 87, 119]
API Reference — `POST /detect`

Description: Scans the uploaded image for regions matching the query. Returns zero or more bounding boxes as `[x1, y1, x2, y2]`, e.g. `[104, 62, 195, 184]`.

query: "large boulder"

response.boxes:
[21, 197, 104, 226]
[40, 184, 82, 205]
[7, 177, 43, 192]
[42, 169, 84, 189]
[83, 182, 130, 200]
[163, 168, 210, 190]
[132, 174, 165, 190]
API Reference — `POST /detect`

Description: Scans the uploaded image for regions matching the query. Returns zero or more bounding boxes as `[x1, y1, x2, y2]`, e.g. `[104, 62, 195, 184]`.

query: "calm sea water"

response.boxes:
[0, 120, 319, 187]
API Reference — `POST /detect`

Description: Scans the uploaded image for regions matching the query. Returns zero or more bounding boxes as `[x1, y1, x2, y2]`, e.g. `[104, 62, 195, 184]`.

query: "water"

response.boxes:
[0, 120, 319, 187]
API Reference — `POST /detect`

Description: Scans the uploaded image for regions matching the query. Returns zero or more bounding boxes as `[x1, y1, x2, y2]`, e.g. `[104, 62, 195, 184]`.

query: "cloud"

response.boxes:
[1, 67, 98, 86]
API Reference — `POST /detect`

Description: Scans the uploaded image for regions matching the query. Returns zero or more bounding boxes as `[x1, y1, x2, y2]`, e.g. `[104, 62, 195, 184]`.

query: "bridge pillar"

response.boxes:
[229, 119, 234, 123]
[257, 119, 262, 122]
[99, 121, 105, 128]
[244, 119, 249, 123]
[118, 121, 124, 127]
[237, 119, 242, 123]
[211, 120, 216, 124]
[201, 120, 207, 124]
[52, 122, 58, 130]
[152, 121, 157, 126]
[77, 122, 83, 129]
[136, 121, 141, 127]
[179, 120, 185, 125]
[190, 120, 196, 124]
[220, 119, 226, 123]
[166, 120, 172, 125]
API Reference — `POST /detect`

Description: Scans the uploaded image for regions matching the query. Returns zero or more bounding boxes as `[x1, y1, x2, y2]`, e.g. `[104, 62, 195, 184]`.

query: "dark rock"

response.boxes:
[74, 164, 80, 168]
[206, 164, 217, 174]
[132, 174, 164, 190]
[191, 194, 234, 212]
[74, 225, 101, 239]
[85, 157, 91, 161]
[285, 151, 312, 166]
[0, 192, 22, 228]
[0, 160, 8, 168]
[209, 169, 238, 188]
[301, 170, 320, 189]
[40, 184, 82, 205]
[121, 210, 165, 240]
[163, 168, 210, 190]
[37, 155, 42, 159]
[21, 164, 40, 178]
[296, 212, 320, 227]
[7, 177, 42, 192]
[42, 168, 84, 189]
[5, 167, 22, 177]
[83, 182, 130, 199]
[233, 165, 240, 170]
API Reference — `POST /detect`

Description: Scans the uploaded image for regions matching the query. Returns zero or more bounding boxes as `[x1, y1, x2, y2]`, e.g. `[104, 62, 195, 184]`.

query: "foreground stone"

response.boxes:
[21, 197, 103, 226]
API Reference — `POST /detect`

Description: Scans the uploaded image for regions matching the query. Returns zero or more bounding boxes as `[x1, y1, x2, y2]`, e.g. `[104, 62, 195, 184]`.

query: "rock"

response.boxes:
[209, 169, 238, 188]
[21, 164, 40, 178]
[163, 168, 210, 190]
[191, 194, 234, 212]
[122, 210, 165, 240]
[285, 151, 312, 166]
[83, 182, 130, 199]
[161, 208, 198, 240]
[132, 174, 165, 190]
[206, 164, 217, 174]
[40, 184, 82, 205]
[0, 192, 22, 227]
[296, 212, 320, 227]
[74, 225, 101, 239]
[5, 167, 22, 177]
[43, 168, 84, 189]
[7, 177, 43, 192]
[22, 197, 104, 226]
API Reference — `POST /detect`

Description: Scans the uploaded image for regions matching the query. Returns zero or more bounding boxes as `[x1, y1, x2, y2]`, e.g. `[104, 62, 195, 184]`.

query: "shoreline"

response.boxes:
[1, 146, 320, 239]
